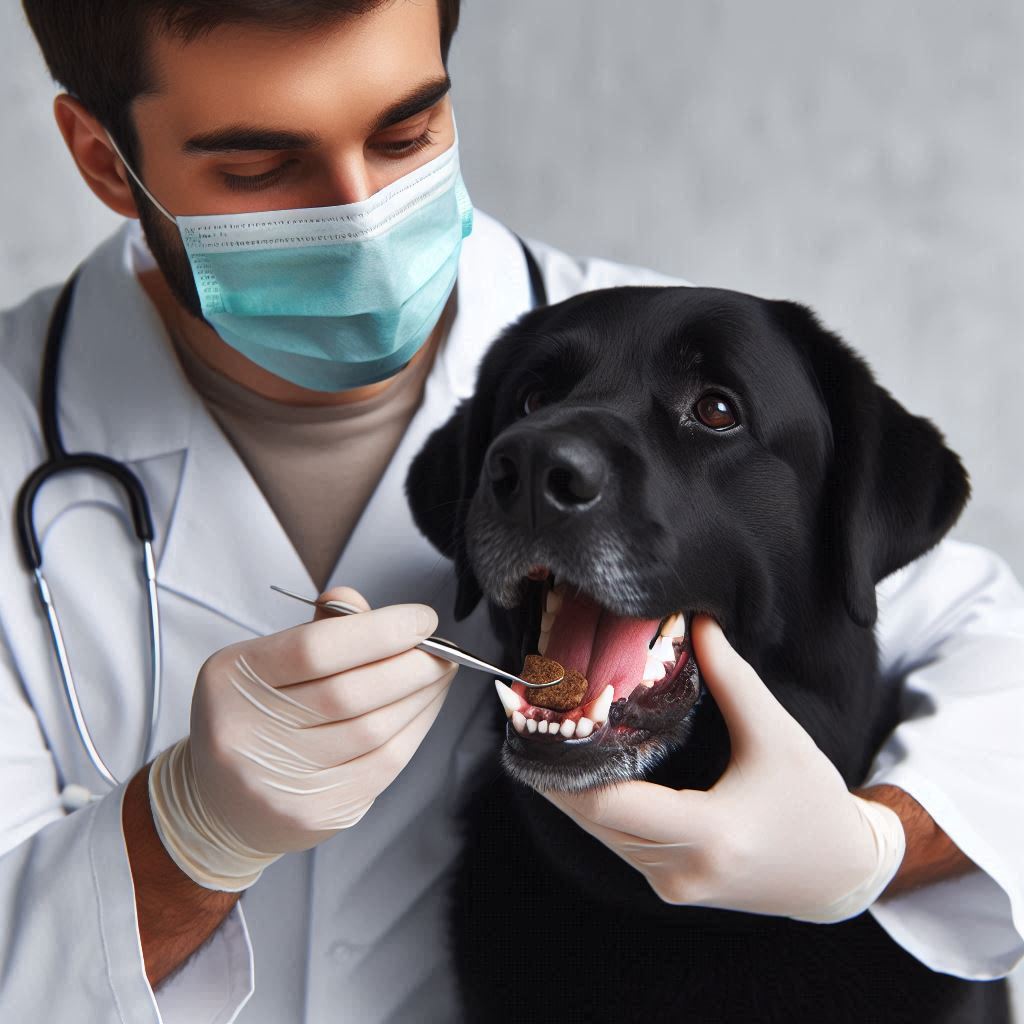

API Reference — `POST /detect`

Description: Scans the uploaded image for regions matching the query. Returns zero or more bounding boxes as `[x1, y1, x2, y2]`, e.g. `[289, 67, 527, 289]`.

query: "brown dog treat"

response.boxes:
[521, 655, 589, 711]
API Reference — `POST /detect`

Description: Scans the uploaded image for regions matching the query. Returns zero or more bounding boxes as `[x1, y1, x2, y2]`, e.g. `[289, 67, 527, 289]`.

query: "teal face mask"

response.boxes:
[110, 134, 473, 391]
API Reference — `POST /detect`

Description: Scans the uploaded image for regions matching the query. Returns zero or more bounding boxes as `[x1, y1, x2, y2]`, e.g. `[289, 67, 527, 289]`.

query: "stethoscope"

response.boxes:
[15, 270, 163, 809]
[12, 239, 546, 813]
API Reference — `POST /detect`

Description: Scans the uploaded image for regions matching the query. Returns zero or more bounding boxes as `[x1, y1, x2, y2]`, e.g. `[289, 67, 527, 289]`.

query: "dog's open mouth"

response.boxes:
[494, 567, 703, 791]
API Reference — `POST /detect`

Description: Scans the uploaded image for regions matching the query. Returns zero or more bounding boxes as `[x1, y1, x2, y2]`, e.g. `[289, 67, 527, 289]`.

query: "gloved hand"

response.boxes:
[542, 615, 906, 923]
[148, 587, 457, 892]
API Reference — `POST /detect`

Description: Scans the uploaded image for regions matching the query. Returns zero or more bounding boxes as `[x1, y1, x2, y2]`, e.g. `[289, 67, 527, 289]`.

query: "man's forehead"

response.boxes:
[135, 0, 446, 141]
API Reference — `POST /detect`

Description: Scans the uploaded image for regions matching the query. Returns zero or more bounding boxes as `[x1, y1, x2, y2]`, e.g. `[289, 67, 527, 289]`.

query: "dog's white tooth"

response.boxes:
[545, 589, 563, 615]
[580, 684, 613, 722]
[559, 718, 576, 738]
[575, 717, 594, 738]
[642, 653, 667, 681]
[540, 611, 556, 633]
[537, 720, 549, 734]
[537, 631, 550, 656]
[586, 685, 614, 726]
[651, 636, 675, 662]
[494, 680, 524, 718]
[525, 717, 537, 733]
[659, 612, 686, 639]
[512, 711, 527, 734]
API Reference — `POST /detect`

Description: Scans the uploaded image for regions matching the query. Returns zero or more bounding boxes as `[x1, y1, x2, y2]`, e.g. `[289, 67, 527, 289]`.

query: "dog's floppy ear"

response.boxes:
[405, 398, 487, 621]
[773, 300, 970, 628]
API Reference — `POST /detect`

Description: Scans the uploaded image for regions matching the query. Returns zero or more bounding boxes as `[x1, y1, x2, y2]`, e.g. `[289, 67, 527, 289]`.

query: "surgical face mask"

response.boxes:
[110, 132, 473, 391]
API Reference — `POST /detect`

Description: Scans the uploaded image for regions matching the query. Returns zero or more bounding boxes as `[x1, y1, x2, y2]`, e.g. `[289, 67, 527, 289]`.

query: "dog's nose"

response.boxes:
[486, 432, 608, 528]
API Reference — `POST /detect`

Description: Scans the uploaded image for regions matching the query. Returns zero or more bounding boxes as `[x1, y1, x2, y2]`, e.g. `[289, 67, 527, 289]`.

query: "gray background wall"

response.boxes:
[2, 1, 1021, 581]
[1, 0, 1022, 1008]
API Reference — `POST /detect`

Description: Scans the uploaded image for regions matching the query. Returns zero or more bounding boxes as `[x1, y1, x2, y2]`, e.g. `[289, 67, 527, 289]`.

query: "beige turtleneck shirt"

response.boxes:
[170, 329, 440, 592]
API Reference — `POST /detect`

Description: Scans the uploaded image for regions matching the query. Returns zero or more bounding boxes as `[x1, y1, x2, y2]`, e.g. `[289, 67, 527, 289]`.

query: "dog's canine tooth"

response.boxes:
[659, 612, 686, 638]
[585, 685, 614, 726]
[540, 610, 556, 632]
[575, 717, 594, 738]
[650, 636, 675, 663]
[525, 718, 537, 733]
[559, 719, 576, 738]
[545, 589, 563, 615]
[512, 711, 527, 733]
[494, 680, 524, 718]
[642, 652, 667, 681]
[537, 631, 550, 655]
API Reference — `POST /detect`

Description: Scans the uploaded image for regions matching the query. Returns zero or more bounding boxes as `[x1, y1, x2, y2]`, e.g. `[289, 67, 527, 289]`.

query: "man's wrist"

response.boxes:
[852, 783, 979, 897]
[122, 761, 241, 987]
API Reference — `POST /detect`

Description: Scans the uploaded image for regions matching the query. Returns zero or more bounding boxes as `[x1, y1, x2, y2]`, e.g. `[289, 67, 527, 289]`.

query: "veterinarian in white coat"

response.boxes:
[3, 2, 1024, 1022]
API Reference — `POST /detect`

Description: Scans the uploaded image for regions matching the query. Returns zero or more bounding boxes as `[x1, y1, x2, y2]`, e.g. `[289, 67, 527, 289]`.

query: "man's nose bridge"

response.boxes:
[323, 152, 375, 205]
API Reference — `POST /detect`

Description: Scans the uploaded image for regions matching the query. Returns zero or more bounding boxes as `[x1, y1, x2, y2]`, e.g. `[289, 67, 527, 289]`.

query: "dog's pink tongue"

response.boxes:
[544, 592, 661, 703]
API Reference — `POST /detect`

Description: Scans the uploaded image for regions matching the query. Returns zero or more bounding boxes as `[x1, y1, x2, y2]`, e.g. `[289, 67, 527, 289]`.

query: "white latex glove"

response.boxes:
[149, 587, 457, 891]
[542, 616, 906, 923]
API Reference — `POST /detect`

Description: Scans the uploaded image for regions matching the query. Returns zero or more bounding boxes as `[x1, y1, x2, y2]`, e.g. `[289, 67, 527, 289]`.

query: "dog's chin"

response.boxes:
[492, 571, 705, 794]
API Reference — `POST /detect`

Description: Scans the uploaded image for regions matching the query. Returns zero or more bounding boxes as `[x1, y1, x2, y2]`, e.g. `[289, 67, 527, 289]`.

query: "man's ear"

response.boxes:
[53, 95, 140, 219]
[773, 301, 971, 628]
[405, 398, 486, 621]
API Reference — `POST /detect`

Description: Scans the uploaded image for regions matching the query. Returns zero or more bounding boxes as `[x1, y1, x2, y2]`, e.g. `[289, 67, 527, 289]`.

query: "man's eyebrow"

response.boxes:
[367, 74, 452, 135]
[183, 126, 319, 155]
[182, 75, 452, 155]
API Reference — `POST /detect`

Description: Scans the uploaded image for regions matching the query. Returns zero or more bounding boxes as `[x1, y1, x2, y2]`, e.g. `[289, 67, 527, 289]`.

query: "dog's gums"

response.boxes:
[492, 572, 703, 792]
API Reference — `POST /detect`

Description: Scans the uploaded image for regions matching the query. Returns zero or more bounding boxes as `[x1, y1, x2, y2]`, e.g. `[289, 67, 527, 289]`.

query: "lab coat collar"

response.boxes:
[58, 223, 197, 462]
[58, 213, 534, 636]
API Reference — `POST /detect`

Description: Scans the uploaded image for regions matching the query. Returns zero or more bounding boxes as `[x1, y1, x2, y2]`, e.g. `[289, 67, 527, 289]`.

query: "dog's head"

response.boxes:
[406, 286, 968, 792]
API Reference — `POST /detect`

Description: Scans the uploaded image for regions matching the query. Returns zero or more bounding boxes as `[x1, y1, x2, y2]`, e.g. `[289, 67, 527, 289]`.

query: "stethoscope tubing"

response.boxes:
[15, 271, 163, 793]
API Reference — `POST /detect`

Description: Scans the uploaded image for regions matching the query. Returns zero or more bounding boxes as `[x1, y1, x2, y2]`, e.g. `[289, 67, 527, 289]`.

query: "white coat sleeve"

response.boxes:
[0, 623, 254, 1023]
[865, 537, 1024, 979]
[0, 359, 253, 1023]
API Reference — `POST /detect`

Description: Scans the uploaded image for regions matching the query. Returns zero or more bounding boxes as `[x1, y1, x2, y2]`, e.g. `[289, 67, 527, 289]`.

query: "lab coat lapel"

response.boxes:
[58, 222, 315, 638]
[155, 406, 316, 637]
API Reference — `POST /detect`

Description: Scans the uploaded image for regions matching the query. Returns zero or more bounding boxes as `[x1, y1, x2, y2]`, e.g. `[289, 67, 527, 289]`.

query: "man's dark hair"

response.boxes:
[22, 0, 461, 167]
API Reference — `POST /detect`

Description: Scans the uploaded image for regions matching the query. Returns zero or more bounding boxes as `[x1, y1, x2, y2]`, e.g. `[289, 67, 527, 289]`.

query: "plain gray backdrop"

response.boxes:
[2, 1, 1021, 582]
[1, 1, 1022, 1013]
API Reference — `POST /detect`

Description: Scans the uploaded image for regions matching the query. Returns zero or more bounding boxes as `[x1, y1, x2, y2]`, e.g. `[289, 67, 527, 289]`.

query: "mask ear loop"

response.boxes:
[105, 131, 178, 225]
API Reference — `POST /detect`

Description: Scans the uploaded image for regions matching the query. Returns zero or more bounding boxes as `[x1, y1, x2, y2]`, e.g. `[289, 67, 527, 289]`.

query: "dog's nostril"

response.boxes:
[489, 452, 520, 504]
[545, 460, 604, 507]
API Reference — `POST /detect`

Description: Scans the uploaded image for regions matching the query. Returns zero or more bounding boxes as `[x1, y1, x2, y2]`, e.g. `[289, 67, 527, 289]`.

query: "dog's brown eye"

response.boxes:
[523, 391, 546, 415]
[695, 393, 737, 430]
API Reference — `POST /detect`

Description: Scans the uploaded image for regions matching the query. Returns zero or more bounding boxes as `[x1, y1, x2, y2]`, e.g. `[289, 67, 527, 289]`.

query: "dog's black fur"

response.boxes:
[405, 287, 1008, 1023]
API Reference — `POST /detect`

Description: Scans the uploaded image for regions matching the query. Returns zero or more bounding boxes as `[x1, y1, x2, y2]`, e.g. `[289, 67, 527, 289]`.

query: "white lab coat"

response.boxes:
[0, 211, 1021, 1023]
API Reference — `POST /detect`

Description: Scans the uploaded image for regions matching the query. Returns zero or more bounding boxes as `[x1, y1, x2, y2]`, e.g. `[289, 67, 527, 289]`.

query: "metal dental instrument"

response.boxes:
[270, 585, 565, 689]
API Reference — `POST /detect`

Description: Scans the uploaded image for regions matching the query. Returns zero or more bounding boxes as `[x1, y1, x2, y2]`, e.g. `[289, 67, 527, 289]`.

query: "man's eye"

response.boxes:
[694, 393, 738, 430]
[221, 162, 293, 192]
[373, 128, 438, 159]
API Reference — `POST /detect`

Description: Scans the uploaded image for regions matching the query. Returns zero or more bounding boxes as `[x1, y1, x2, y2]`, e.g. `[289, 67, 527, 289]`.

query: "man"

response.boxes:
[1, 1, 1021, 1020]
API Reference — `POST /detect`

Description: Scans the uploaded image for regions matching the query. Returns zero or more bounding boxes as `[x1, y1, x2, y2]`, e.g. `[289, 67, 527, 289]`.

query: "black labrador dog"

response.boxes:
[405, 286, 1008, 1023]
